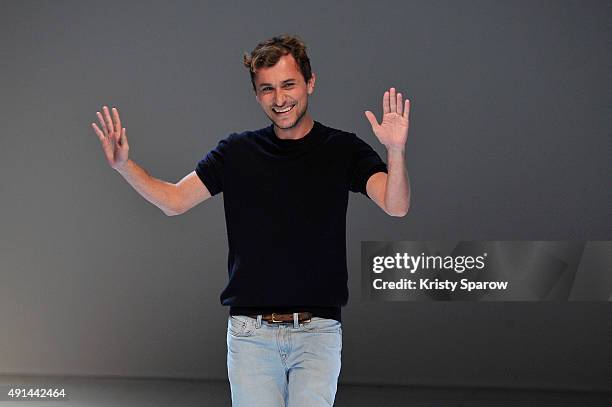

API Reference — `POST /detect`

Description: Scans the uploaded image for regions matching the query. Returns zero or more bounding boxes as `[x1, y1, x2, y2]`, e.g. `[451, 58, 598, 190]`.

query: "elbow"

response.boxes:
[163, 205, 184, 217]
[386, 203, 410, 217]
[383, 194, 410, 217]
[164, 190, 185, 216]
[388, 209, 409, 217]
[164, 184, 187, 216]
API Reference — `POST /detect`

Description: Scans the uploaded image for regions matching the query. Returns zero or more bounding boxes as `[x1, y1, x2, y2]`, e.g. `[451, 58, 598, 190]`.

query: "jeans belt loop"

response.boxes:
[293, 312, 299, 328]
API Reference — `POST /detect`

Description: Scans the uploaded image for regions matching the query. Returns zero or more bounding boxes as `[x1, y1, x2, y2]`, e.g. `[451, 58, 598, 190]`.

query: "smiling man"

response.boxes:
[254, 57, 312, 136]
[91, 34, 410, 407]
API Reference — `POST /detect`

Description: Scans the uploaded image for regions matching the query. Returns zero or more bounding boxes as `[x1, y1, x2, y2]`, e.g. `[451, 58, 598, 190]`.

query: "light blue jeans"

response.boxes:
[226, 314, 342, 407]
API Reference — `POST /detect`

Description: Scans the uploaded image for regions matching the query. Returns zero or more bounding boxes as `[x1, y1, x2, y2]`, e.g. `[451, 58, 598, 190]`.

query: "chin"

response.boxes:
[274, 120, 298, 129]
[268, 112, 298, 129]
[267, 103, 307, 130]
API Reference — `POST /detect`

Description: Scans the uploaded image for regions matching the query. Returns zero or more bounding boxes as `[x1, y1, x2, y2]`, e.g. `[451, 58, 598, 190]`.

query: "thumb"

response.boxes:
[364, 111, 379, 129]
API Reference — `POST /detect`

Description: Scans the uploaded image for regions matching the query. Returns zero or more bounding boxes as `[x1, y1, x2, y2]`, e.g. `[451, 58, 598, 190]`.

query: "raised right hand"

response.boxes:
[91, 105, 129, 171]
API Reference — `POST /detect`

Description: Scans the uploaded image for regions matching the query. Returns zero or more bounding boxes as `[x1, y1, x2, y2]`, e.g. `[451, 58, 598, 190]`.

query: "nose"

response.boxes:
[273, 90, 286, 107]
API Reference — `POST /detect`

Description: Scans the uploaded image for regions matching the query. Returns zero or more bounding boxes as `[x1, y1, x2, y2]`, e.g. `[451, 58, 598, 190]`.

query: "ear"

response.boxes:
[307, 73, 316, 95]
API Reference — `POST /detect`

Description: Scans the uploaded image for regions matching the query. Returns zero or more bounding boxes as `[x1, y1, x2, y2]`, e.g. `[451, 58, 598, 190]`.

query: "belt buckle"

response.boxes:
[271, 313, 283, 323]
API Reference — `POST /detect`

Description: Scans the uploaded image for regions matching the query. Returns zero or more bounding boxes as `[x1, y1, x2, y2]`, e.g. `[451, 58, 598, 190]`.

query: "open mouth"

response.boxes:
[272, 105, 294, 115]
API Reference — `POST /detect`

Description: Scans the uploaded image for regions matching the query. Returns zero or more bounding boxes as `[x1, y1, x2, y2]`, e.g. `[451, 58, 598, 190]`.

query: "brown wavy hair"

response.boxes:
[243, 34, 312, 92]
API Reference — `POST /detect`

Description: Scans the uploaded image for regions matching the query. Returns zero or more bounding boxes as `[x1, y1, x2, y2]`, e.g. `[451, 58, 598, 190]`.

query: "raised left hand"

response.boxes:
[365, 87, 410, 150]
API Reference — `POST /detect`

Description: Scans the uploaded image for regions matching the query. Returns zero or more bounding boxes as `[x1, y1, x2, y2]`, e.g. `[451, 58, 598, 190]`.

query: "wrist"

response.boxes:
[386, 145, 406, 154]
[114, 159, 131, 174]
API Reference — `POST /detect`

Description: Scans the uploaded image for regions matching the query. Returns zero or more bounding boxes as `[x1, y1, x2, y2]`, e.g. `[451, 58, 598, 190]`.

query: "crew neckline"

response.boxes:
[265, 120, 324, 147]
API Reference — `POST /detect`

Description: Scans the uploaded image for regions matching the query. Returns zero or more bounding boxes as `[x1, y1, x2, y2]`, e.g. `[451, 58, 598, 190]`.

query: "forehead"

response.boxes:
[254, 54, 303, 85]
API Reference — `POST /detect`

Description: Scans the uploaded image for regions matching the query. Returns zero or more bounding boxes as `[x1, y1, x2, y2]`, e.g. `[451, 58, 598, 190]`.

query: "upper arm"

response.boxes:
[173, 170, 212, 215]
[365, 171, 388, 214]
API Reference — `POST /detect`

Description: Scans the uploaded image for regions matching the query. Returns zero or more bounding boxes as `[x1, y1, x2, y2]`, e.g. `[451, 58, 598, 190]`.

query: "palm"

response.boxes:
[365, 87, 410, 150]
[102, 132, 128, 166]
[91, 106, 130, 170]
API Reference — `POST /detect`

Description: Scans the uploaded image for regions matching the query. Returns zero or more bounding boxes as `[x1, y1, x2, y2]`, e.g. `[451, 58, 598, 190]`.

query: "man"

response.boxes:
[91, 34, 410, 407]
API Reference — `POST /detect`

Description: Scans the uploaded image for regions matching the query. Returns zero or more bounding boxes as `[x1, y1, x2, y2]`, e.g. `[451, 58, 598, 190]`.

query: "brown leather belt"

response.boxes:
[250, 312, 312, 324]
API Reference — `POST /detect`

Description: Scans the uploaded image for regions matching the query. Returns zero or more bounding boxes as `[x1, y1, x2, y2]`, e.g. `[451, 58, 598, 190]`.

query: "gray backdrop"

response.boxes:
[1, 0, 610, 391]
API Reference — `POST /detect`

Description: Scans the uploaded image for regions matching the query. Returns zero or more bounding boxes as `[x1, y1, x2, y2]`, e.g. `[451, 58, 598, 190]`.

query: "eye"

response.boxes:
[283, 83, 295, 89]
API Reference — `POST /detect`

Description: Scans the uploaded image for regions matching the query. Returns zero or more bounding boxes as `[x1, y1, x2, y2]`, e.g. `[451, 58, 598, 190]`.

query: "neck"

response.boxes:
[273, 113, 314, 140]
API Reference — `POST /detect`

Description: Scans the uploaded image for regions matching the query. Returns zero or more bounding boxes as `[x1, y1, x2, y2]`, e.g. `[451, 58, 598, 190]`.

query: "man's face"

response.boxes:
[254, 54, 315, 130]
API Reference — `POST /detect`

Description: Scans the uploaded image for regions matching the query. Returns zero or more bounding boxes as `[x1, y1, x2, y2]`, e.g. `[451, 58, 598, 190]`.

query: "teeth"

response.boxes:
[274, 105, 293, 113]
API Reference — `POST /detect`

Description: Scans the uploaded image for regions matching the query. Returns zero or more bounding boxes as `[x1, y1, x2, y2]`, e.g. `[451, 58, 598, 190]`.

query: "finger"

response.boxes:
[112, 107, 122, 139]
[96, 111, 109, 135]
[103, 106, 115, 134]
[403, 99, 410, 119]
[383, 90, 390, 115]
[397, 92, 403, 115]
[121, 127, 129, 148]
[91, 123, 106, 142]
[389, 87, 396, 113]
[364, 111, 379, 129]
[92, 123, 113, 160]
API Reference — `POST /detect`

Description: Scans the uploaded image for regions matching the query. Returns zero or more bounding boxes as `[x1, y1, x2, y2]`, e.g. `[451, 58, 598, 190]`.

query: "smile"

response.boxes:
[272, 105, 294, 114]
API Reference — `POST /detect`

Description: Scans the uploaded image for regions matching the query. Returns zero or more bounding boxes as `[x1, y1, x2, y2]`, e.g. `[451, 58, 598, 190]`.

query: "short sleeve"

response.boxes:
[195, 136, 232, 196]
[348, 134, 388, 197]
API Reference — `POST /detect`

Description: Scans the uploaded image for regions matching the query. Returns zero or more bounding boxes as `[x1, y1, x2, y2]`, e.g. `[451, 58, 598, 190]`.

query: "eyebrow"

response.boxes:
[258, 79, 297, 88]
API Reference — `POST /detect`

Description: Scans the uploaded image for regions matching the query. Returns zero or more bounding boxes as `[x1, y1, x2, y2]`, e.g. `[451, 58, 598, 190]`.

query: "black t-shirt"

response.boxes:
[195, 121, 387, 322]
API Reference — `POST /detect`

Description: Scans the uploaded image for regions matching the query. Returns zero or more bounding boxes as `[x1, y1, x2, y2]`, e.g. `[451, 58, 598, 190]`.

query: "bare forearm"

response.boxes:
[115, 159, 180, 216]
[384, 147, 410, 216]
